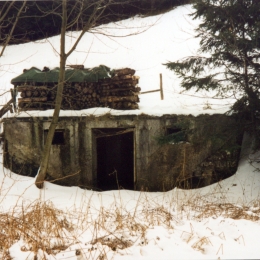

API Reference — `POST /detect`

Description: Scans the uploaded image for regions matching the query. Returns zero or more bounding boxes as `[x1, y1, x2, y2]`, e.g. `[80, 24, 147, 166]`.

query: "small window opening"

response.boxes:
[44, 129, 65, 145]
[166, 127, 187, 143]
[167, 127, 182, 135]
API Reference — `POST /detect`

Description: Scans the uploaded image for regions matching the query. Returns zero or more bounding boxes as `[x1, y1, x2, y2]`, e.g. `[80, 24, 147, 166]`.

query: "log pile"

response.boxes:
[16, 68, 141, 111]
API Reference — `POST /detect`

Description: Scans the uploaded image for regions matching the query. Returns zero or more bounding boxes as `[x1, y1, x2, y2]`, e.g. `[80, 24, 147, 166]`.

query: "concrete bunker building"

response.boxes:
[2, 66, 243, 191]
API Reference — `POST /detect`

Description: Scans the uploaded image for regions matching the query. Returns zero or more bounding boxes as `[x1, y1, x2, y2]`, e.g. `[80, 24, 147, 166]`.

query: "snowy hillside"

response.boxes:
[1, 5, 234, 117]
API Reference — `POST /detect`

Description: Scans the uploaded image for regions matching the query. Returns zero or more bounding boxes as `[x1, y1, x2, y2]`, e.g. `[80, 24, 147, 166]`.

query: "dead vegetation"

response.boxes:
[0, 201, 73, 258]
[192, 202, 260, 220]
[0, 189, 259, 259]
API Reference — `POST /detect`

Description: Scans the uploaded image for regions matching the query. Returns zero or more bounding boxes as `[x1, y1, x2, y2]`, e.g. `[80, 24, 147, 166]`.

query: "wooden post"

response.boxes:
[160, 73, 164, 100]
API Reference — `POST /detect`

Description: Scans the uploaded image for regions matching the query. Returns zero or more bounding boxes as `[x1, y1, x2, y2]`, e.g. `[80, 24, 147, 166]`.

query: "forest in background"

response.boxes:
[0, 0, 190, 45]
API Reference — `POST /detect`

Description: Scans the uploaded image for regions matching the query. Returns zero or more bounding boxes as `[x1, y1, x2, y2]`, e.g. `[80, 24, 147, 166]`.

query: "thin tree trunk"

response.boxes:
[35, 0, 67, 188]
[34, 0, 129, 188]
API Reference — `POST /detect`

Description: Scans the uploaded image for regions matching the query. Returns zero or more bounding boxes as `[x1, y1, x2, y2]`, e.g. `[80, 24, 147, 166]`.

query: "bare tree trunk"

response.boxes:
[35, 0, 67, 188]
[34, 0, 141, 188]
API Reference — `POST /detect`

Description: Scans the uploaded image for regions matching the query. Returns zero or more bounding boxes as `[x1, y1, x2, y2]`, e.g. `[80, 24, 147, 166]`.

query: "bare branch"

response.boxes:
[0, 1, 27, 57]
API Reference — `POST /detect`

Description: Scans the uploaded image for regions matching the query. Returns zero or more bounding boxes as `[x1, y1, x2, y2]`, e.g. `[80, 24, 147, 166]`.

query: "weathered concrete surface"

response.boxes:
[145, 114, 242, 190]
[3, 114, 242, 191]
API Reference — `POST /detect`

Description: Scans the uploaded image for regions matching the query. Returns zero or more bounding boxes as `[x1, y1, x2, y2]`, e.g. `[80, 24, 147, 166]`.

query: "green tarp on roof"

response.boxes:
[11, 65, 111, 84]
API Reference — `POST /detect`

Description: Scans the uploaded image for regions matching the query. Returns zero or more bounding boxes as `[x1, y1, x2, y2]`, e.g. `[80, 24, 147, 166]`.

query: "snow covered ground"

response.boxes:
[1, 4, 260, 260]
[0, 134, 260, 259]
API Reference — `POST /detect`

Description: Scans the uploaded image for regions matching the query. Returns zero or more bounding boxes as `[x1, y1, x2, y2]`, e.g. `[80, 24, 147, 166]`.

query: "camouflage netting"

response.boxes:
[11, 65, 111, 84]
[11, 65, 141, 111]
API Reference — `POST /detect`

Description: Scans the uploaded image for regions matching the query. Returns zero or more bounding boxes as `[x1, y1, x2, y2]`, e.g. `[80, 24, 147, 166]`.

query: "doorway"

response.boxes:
[93, 128, 134, 191]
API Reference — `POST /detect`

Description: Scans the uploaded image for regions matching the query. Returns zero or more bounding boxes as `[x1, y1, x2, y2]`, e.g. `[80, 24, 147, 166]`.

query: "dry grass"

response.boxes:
[0, 196, 179, 259]
[0, 187, 259, 259]
[0, 201, 73, 259]
[184, 201, 260, 221]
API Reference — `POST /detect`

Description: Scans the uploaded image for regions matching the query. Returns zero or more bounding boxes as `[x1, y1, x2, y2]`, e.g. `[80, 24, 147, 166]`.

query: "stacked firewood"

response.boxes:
[98, 68, 140, 110]
[17, 68, 141, 110]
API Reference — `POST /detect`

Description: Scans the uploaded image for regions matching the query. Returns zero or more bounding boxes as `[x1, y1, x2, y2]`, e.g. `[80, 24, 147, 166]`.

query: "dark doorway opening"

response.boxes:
[93, 128, 134, 191]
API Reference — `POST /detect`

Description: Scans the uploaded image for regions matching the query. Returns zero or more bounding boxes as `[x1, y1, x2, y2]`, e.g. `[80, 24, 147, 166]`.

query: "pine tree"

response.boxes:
[165, 0, 260, 129]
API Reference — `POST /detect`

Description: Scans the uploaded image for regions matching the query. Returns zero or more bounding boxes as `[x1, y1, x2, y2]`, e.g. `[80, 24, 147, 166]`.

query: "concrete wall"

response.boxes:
[3, 114, 242, 191]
